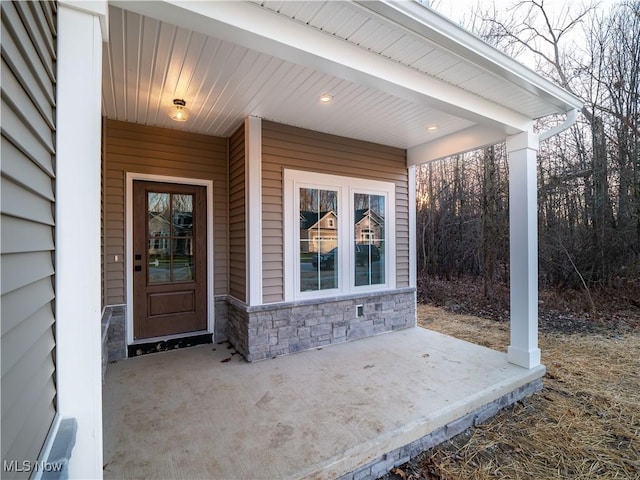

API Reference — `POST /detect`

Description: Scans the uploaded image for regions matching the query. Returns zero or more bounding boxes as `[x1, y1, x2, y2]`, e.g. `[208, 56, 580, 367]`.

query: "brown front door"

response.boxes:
[133, 181, 207, 340]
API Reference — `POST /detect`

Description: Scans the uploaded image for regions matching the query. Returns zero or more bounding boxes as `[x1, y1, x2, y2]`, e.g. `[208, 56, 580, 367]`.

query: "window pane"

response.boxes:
[354, 193, 385, 286]
[172, 194, 193, 237]
[299, 187, 338, 292]
[148, 241, 171, 283]
[172, 239, 194, 282]
[148, 192, 170, 237]
[372, 240, 385, 284]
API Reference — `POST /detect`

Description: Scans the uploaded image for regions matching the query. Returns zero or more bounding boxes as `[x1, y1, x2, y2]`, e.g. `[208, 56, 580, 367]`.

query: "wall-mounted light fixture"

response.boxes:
[168, 98, 190, 122]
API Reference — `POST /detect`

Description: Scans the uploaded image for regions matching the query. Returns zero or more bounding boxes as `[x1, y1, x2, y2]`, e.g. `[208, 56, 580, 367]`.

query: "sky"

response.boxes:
[430, 0, 617, 23]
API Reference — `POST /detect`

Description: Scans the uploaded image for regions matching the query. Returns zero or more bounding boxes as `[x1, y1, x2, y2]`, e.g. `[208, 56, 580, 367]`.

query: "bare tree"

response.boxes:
[416, 1, 640, 297]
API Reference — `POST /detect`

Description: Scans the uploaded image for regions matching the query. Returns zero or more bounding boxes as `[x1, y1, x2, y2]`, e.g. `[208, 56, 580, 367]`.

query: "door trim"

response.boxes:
[126, 173, 214, 346]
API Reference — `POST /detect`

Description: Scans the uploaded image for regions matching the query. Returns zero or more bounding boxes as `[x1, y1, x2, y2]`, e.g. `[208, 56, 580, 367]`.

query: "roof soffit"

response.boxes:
[103, 5, 477, 147]
[354, 1, 582, 113]
[111, 0, 534, 133]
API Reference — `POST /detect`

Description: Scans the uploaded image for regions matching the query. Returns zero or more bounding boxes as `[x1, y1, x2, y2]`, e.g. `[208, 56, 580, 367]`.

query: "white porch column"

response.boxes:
[408, 165, 417, 289]
[56, 2, 107, 478]
[245, 116, 263, 306]
[506, 130, 541, 369]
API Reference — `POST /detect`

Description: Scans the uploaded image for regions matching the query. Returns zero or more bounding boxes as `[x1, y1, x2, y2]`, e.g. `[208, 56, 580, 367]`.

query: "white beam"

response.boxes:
[506, 130, 541, 369]
[245, 116, 263, 306]
[56, 2, 106, 477]
[407, 125, 513, 165]
[112, 0, 532, 132]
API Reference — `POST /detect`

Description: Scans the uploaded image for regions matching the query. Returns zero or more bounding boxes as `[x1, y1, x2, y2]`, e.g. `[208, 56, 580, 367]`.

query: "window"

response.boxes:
[285, 170, 395, 300]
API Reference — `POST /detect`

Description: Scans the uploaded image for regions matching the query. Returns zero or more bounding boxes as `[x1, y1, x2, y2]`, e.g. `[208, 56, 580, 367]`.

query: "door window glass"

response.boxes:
[148, 192, 195, 283]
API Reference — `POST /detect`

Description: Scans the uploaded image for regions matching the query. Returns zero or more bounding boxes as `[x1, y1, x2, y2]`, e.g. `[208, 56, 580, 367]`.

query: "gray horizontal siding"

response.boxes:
[261, 121, 409, 304]
[1, 1, 57, 475]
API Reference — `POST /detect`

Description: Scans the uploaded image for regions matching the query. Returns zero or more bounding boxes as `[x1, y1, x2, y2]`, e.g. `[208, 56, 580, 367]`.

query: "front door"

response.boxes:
[133, 181, 207, 339]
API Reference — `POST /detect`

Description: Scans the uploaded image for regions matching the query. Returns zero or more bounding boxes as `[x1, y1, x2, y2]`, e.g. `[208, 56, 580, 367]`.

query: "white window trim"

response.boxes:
[284, 169, 396, 302]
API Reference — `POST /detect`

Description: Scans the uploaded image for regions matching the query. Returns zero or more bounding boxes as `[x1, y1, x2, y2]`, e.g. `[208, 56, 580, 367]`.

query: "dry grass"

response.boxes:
[389, 304, 640, 480]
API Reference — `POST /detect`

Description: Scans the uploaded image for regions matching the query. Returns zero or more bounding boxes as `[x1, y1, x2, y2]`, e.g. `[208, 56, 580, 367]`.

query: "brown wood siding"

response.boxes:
[1, 1, 57, 472]
[261, 121, 409, 303]
[228, 124, 246, 302]
[103, 119, 228, 306]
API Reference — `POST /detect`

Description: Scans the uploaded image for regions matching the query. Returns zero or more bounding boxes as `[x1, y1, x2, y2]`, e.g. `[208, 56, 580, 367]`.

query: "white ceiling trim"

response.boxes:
[111, 0, 533, 133]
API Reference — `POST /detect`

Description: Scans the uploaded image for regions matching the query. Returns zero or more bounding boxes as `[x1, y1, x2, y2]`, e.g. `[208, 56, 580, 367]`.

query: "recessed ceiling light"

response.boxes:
[427, 124, 439, 132]
[319, 93, 333, 104]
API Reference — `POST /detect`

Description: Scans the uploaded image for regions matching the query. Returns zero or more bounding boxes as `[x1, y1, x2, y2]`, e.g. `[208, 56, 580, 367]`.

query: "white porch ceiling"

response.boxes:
[102, 1, 580, 155]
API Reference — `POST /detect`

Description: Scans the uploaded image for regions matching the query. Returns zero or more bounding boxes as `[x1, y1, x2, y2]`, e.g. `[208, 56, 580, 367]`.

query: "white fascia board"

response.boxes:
[408, 124, 508, 165]
[361, 1, 583, 113]
[111, 0, 532, 132]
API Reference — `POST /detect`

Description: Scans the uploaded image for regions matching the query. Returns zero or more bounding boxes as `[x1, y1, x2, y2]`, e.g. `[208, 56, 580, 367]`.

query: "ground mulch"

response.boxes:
[381, 299, 640, 480]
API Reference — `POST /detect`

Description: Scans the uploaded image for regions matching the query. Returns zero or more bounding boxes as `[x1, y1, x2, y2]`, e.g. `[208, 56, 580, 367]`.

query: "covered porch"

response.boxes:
[47, 1, 581, 477]
[103, 327, 544, 479]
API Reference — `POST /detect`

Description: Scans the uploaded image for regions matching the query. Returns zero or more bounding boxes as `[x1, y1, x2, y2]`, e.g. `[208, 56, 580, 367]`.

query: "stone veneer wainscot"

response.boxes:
[227, 288, 416, 362]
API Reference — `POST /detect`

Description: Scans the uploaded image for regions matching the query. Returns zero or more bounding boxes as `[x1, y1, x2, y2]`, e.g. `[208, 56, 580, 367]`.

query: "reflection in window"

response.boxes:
[299, 188, 338, 292]
[354, 193, 385, 286]
[147, 192, 194, 283]
[172, 238, 193, 281]
[148, 193, 170, 238]
[172, 194, 193, 237]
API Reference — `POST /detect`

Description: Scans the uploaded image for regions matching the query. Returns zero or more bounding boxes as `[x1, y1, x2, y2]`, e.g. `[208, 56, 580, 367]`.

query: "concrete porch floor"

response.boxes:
[102, 327, 545, 479]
